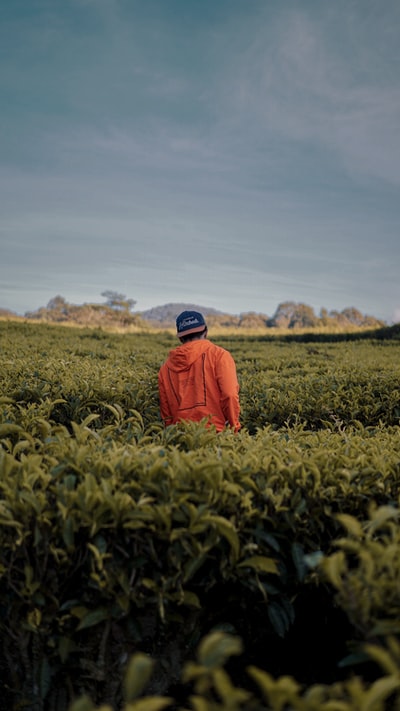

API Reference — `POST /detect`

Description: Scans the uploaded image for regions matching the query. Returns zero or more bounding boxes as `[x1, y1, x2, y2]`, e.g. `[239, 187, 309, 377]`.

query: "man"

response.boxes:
[158, 310, 241, 432]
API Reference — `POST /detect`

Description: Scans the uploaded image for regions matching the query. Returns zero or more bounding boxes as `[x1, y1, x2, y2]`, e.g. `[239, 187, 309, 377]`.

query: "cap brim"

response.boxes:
[177, 325, 206, 337]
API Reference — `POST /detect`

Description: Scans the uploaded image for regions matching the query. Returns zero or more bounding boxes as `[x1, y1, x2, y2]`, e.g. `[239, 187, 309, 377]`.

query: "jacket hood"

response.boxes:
[166, 339, 212, 372]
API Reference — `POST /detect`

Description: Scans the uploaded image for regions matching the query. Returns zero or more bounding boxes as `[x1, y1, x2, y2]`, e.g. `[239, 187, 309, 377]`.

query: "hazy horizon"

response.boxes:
[1, 293, 389, 324]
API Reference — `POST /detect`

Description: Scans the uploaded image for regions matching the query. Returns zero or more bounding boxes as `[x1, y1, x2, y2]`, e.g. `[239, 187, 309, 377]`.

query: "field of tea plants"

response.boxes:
[0, 320, 400, 711]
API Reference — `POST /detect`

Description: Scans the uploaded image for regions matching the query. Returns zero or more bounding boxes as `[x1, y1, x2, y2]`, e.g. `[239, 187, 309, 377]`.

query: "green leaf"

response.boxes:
[366, 505, 400, 533]
[291, 541, 307, 581]
[58, 635, 77, 663]
[237, 555, 279, 575]
[197, 631, 242, 669]
[335, 513, 364, 538]
[123, 653, 154, 701]
[39, 656, 52, 700]
[183, 553, 208, 583]
[213, 668, 250, 704]
[361, 676, 400, 711]
[67, 695, 96, 711]
[0, 423, 24, 437]
[200, 515, 240, 562]
[246, 666, 275, 701]
[76, 608, 109, 631]
[268, 601, 291, 637]
[125, 698, 173, 711]
[185, 697, 208, 711]
[363, 644, 400, 675]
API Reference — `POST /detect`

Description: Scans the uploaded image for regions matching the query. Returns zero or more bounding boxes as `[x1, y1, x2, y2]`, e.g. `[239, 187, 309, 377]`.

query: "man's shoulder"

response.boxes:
[207, 341, 231, 357]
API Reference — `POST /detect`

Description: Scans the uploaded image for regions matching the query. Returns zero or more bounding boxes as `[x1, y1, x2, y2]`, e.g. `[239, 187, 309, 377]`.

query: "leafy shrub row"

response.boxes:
[0, 322, 399, 709]
[1, 322, 399, 432]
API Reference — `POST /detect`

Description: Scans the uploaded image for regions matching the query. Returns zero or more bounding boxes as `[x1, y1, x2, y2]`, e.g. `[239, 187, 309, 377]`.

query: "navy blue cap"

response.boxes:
[176, 310, 206, 336]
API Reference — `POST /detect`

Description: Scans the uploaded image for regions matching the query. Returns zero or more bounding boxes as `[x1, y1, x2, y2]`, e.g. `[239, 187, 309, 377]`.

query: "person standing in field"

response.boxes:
[158, 310, 241, 432]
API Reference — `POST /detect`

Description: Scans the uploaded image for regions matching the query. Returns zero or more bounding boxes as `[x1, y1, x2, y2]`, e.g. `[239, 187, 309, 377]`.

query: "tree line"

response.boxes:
[0, 292, 385, 330]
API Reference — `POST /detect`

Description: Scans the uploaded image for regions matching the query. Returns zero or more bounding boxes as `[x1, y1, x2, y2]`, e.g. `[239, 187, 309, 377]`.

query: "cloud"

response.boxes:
[209, 5, 400, 187]
[1, 0, 399, 323]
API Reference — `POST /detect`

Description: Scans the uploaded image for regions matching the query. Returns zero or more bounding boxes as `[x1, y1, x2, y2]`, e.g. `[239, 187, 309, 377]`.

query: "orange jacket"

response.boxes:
[158, 339, 241, 432]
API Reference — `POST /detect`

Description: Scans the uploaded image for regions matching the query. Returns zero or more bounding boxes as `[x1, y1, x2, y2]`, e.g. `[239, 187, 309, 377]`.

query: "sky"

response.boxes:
[1, 0, 399, 323]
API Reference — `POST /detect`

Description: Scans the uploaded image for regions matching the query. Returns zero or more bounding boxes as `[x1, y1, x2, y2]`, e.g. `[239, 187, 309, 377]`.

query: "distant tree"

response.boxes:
[327, 310, 353, 327]
[268, 302, 319, 329]
[267, 301, 296, 328]
[207, 313, 240, 328]
[289, 303, 319, 328]
[238, 312, 268, 329]
[360, 314, 385, 328]
[340, 307, 364, 326]
[319, 307, 329, 323]
[101, 291, 136, 312]
[47, 295, 68, 313]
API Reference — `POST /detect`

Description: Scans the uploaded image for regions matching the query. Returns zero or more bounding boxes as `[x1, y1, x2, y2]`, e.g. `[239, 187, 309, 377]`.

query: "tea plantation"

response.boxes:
[0, 320, 399, 710]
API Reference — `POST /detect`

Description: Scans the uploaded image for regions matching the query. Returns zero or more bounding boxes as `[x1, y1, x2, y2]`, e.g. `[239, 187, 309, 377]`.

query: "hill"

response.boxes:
[137, 303, 228, 326]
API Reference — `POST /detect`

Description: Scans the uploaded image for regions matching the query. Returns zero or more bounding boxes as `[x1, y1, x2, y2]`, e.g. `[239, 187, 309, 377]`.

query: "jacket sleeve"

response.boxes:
[216, 351, 241, 432]
[158, 368, 173, 426]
